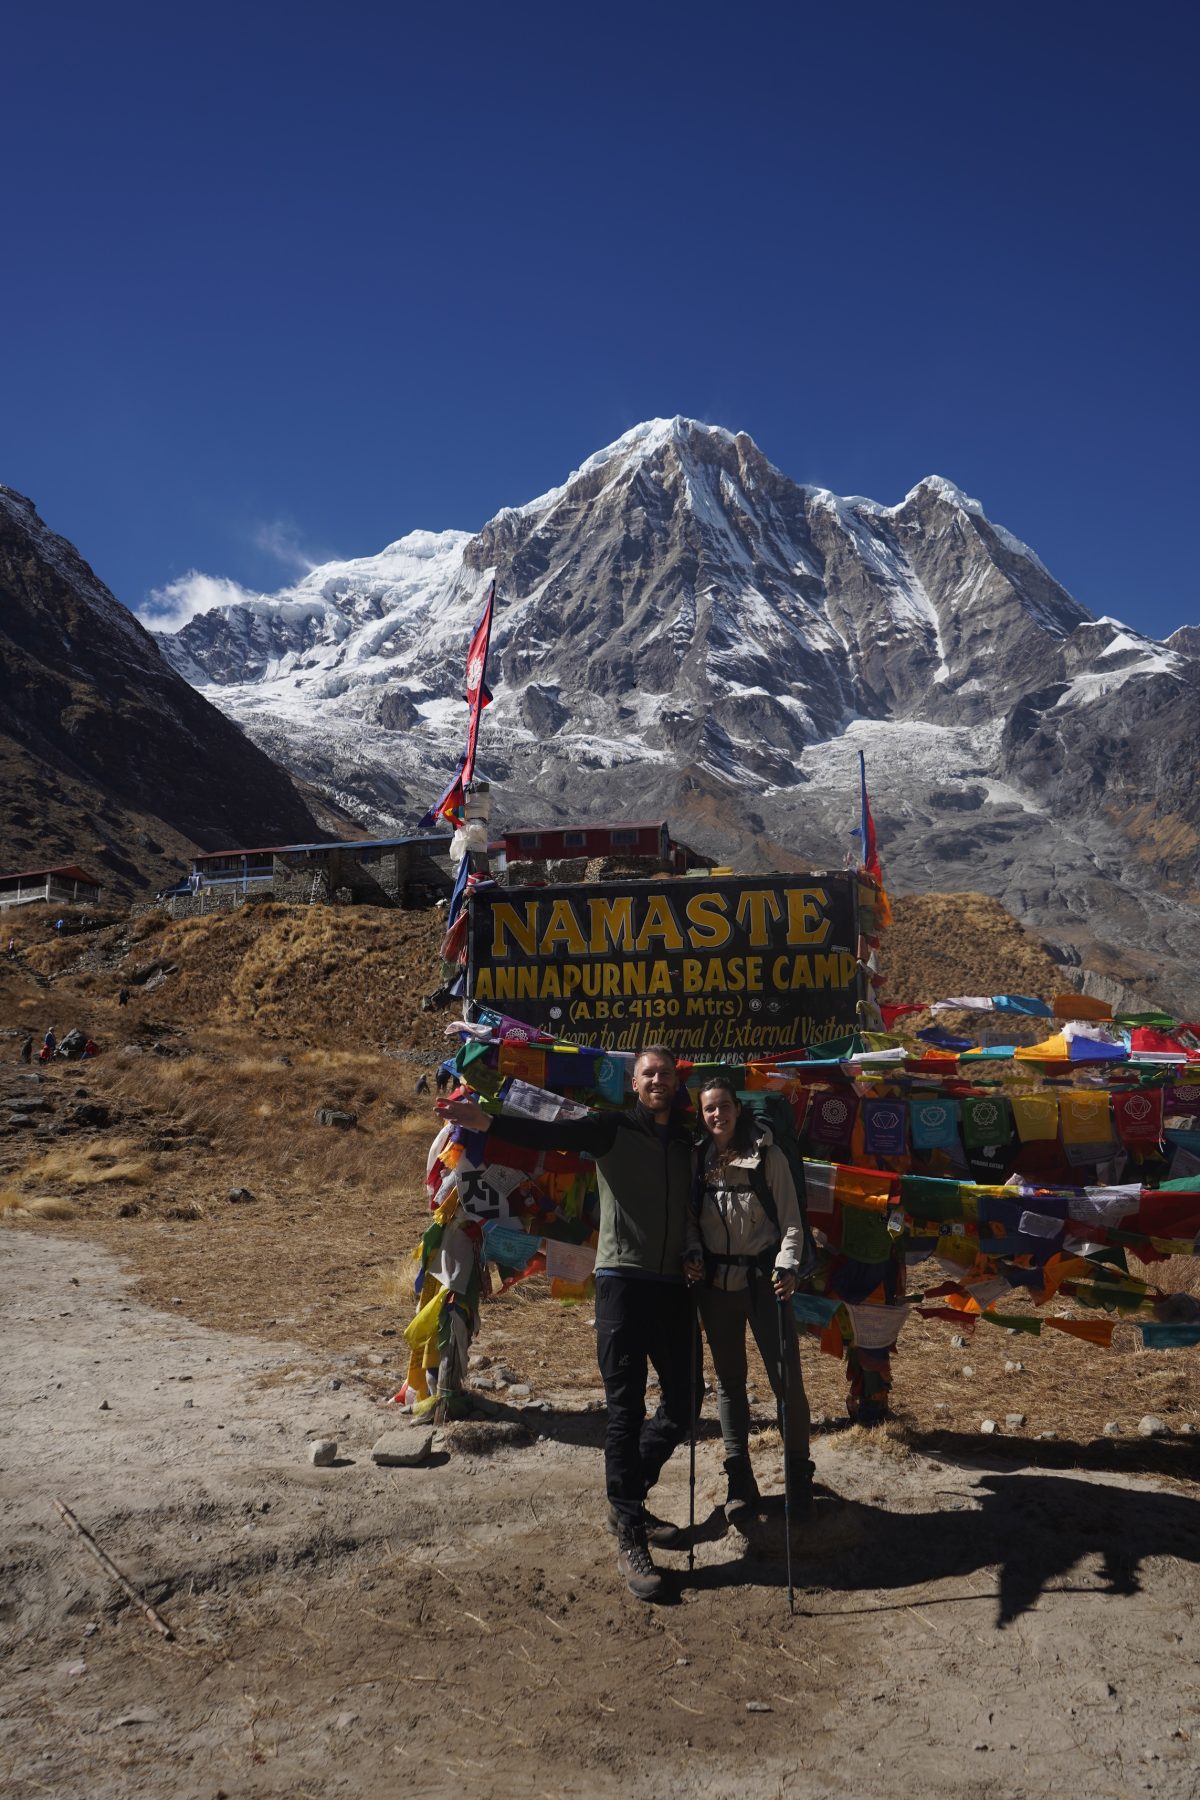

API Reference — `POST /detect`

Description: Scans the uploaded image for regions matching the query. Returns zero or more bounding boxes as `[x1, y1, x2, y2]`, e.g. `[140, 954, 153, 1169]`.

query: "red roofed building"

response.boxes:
[0, 865, 103, 909]
[501, 821, 706, 878]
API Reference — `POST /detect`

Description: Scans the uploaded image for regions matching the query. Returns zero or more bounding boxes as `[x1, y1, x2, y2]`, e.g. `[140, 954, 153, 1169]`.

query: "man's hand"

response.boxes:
[772, 1268, 796, 1301]
[684, 1255, 704, 1286]
[437, 1096, 491, 1133]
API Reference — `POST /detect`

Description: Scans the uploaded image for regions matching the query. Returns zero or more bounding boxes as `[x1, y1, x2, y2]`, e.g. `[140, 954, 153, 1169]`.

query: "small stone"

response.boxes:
[335, 1711, 359, 1731]
[63, 1659, 87, 1677]
[1138, 1415, 1166, 1438]
[974, 1741, 989, 1752]
[98, 1399, 110, 1411]
[371, 1428, 434, 1468]
[961, 1366, 975, 1379]
[494, 1364, 519, 1385]
[108, 1708, 160, 1729]
[980, 1419, 998, 1435]
[950, 1334, 967, 1349]
[1005, 1414, 1026, 1430]
[328, 1378, 342, 1391]
[1103, 1421, 1122, 1436]
[365, 1353, 385, 1367]
[309, 1439, 338, 1466]
[675, 1657, 689, 1666]
[745, 1700, 772, 1713]
[933, 1402, 949, 1414]
[468, 1353, 491, 1370]
[508, 1383, 531, 1399]
[1181, 1423, 1197, 1435]
[1004, 1361, 1024, 1374]
[314, 1108, 357, 1129]
[171, 1298, 182, 1306]
[83, 1623, 99, 1637]
[183, 1398, 194, 1408]
[1038, 1430, 1057, 1440]
[227, 1187, 255, 1204]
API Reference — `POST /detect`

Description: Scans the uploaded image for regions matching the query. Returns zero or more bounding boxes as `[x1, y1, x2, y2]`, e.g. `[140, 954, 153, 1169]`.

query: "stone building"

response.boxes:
[184, 835, 453, 909]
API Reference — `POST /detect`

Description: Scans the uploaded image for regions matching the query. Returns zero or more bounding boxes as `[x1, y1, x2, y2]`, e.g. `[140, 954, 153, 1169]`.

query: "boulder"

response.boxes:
[314, 1108, 358, 1129]
[371, 1428, 434, 1467]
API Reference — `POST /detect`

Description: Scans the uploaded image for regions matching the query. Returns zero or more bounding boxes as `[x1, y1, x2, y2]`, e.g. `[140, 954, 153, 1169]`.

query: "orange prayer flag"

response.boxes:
[1053, 993, 1113, 1022]
[1045, 1316, 1116, 1347]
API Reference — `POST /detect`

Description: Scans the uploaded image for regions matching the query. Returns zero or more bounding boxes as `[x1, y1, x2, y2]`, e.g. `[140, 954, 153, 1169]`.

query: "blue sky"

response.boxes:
[3, 1, 1196, 636]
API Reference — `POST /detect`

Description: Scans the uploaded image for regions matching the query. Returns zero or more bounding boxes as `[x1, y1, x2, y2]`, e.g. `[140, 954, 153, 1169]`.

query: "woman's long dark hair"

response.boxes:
[695, 1070, 758, 1158]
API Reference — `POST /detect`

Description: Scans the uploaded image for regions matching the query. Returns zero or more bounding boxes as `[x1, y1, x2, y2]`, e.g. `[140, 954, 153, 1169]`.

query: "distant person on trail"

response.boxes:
[441, 1044, 700, 1604]
[684, 1070, 814, 1525]
[415, 1072, 431, 1096]
[118, 987, 129, 1007]
[18, 1034, 32, 1064]
[54, 918, 64, 935]
[82, 1039, 98, 1059]
[43, 1026, 57, 1057]
[6, 936, 15, 958]
[435, 1066, 452, 1096]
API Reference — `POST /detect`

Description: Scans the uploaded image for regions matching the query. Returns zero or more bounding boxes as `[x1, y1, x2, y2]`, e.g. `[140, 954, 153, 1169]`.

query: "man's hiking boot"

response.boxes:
[616, 1523, 663, 1601]
[606, 1502, 686, 1550]
[722, 1454, 760, 1528]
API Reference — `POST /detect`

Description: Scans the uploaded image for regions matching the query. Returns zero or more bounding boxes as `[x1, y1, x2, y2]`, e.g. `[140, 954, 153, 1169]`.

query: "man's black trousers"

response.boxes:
[594, 1273, 702, 1527]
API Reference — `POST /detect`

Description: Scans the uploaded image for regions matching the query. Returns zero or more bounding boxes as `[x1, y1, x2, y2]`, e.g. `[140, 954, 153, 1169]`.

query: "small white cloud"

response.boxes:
[139, 571, 261, 633]
[250, 517, 320, 575]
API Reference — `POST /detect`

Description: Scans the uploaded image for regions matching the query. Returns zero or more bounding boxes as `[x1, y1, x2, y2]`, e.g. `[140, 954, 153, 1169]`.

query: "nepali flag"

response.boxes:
[418, 751, 467, 830]
[463, 579, 496, 781]
[852, 749, 882, 883]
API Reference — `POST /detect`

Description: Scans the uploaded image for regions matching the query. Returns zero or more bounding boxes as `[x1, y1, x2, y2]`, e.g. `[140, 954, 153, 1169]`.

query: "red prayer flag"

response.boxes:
[1112, 1088, 1164, 1148]
[463, 580, 496, 781]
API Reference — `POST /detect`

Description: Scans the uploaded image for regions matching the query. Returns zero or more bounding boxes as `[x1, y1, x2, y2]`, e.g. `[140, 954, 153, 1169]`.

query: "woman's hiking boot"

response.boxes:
[606, 1502, 685, 1550]
[616, 1522, 663, 1601]
[723, 1454, 760, 1527]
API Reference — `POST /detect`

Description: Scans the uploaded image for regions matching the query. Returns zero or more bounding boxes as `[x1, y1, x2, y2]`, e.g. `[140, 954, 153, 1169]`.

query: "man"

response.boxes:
[440, 1044, 698, 1602]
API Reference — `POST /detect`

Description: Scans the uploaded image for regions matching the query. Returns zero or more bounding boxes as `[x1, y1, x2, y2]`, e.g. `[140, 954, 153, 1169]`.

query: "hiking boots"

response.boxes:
[722, 1454, 760, 1527]
[616, 1523, 663, 1601]
[606, 1502, 686, 1550]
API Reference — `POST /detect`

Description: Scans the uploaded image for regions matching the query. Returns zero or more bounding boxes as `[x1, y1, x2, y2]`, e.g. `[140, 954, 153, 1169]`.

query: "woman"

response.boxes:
[685, 1071, 814, 1524]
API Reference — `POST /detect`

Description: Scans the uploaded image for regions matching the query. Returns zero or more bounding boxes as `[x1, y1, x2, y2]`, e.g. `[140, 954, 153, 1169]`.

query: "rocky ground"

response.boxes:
[2, 899, 1200, 1797]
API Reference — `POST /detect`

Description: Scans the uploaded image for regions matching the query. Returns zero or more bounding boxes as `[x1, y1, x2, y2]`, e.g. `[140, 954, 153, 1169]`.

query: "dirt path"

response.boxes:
[3, 1228, 1200, 1799]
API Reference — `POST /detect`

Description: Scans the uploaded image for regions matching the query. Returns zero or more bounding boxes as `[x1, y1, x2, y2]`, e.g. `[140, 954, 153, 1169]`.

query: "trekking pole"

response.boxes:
[777, 1293, 795, 1617]
[687, 1290, 698, 1573]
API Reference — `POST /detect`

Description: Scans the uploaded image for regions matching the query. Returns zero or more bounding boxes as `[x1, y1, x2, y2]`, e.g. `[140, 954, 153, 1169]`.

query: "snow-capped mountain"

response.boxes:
[156, 418, 1200, 1011]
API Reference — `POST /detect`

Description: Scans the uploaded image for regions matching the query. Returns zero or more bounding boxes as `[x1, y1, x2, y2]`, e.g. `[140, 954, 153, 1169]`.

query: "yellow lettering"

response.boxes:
[539, 899, 588, 956]
[490, 901, 538, 958]
[682, 958, 702, 993]
[684, 891, 731, 949]
[515, 968, 537, 1000]
[735, 890, 781, 946]
[814, 952, 839, 987]
[588, 896, 635, 953]
[634, 894, 684, 953]
[785, 887, 831, 947]
[647, 961, 672, 994]
[622, 963, 647, 996]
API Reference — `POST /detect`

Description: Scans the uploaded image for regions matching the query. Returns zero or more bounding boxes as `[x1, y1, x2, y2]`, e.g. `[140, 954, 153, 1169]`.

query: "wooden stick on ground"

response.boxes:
[52, 1499, 175, 1642]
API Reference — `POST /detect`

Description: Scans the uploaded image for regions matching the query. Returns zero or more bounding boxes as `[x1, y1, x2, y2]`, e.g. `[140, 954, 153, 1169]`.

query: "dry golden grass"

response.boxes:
[19, 1137, 154, 1188]
[1, 1191, 79, 1220]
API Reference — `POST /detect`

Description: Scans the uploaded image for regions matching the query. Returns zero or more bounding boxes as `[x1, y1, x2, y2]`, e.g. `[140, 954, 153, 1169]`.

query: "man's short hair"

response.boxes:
[633, 1043, 678, 1071]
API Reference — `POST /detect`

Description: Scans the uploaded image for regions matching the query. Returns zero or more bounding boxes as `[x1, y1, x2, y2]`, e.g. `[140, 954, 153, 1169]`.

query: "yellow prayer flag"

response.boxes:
[1059, 1090, 1114, 1148]
[1011, 1094, 1060, 1142]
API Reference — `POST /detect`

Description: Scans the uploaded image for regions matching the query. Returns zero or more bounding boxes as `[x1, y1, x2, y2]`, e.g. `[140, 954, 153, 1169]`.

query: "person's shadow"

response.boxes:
[679, 1470, 1200, 1627]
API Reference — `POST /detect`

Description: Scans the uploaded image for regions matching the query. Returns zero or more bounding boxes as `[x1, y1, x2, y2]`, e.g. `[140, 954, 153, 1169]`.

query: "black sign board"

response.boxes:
[467, 874, 863, 1057]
